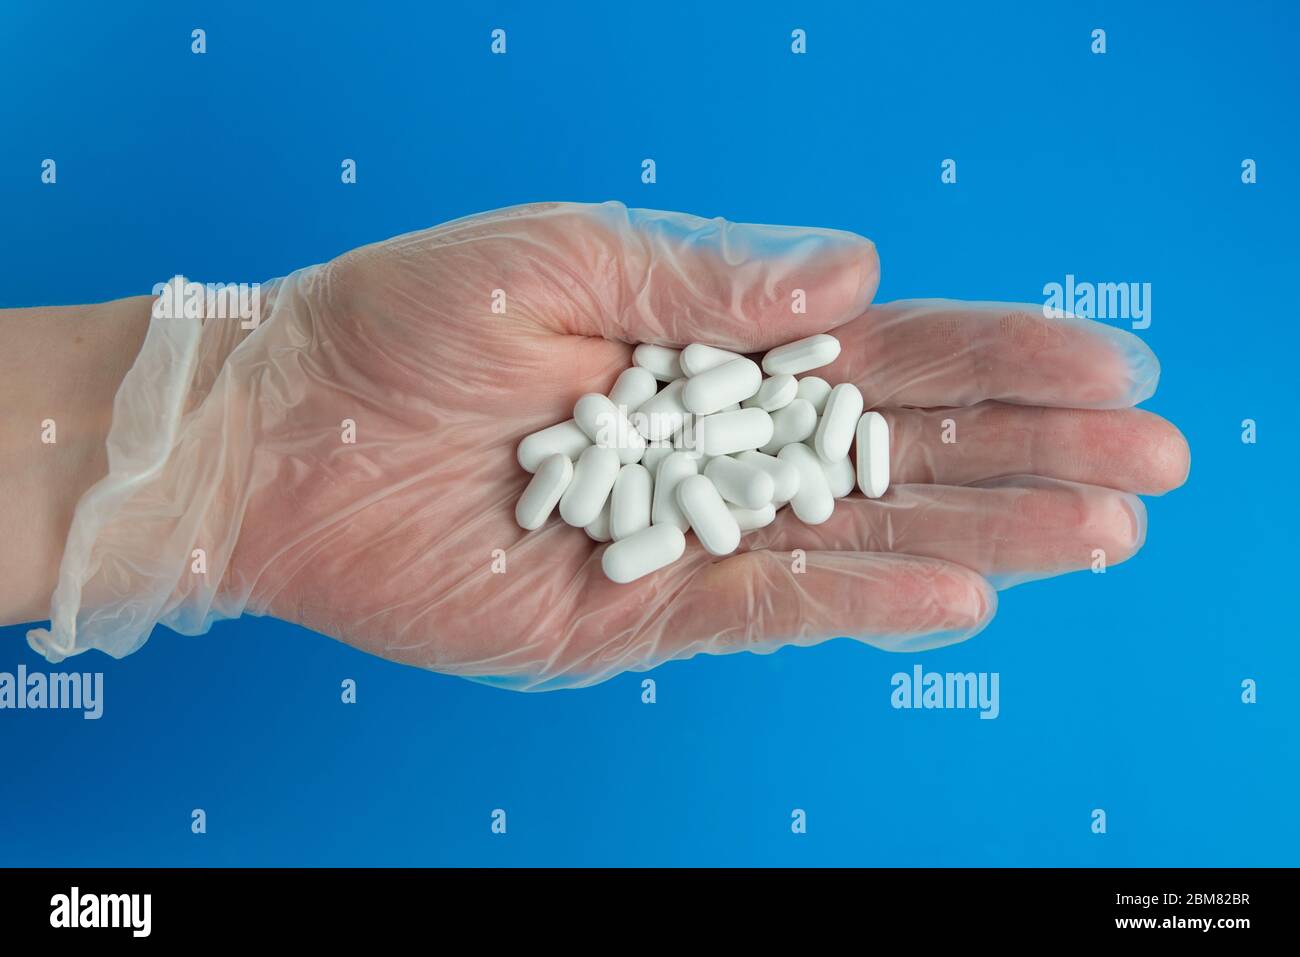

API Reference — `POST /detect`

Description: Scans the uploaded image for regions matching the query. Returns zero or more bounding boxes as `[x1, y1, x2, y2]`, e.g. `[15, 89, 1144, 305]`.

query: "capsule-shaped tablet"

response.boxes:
[814, 383, 864, 462]
[584, 499, 612, 542]
[778, 443, 835, 525]
[856, 411, 890, 499]
[795, 375, 832, 414]
[704, 456, 775, 509]
[559, 446, 621, 527]
[742, 374, 797, 412]
[651, 451, 699, 531]
[633, 379, 688, 440]
[759, 399, 817, 454]
[642, 440, 675, 474]
[602, 524, 687, 584]
[727, 502, 777, 532]
[682, 357, 762, 415]
[696, 408, 775, 457]
[517, 419, 591, 473]
[680, 343, 743, 377]
[736, 450, 801, 504]
[515, 453, 574, 530]
[574, 392, 646, 465]
[818, 453, 856, 499]
[761, 334, 841, 376]
[608, 366, 659, 412]
[610, 464, 653, 540]
[675, 474, 741, 556]
[632, 343, 683, 382]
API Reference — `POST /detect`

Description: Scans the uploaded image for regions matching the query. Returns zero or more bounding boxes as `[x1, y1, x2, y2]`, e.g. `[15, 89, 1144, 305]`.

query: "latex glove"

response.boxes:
[28, 202, 1188, 689]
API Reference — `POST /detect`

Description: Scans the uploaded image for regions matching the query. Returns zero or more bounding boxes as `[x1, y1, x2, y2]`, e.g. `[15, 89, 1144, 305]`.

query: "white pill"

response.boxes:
[682, 357, 762, 414]
[610, 464, 653, 540]
[856, 411, 891, 499]
[632, 343, 683, 381]
[742, 374, 798, 412]
[814, 383, 864, 462]
[704, 456, 774, 509]
[736, 450, 801, 504]
[651, 451, 699, 531]
[680, 343, 743, 376]
[728, 502, 777, 532]
[671, 425, 710, 462]
[633, 379, 688, 440]
[608, 366, 659, 412]
[759, 399, 817, 454]
[559, 446, 620, 527]
[517, 419, 591, 473]
[584, 500, 612, 542]
[574, 393, 646, 466]
[795, 375, 832, 414]
[778, 443, 835, 525]
[642, 440, 675, 473]
[675, 474, 741, 556]
[819, 453, 856, 499]
[515, 453, 573, 530]
[602, 524, 686, 584]
[696, 408, 775, 457]
[761, 334, 841, 376]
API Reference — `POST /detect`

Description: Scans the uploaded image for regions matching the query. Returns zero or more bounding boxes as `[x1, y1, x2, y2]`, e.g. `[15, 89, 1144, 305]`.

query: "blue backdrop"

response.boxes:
[2, 0, 1296, 866]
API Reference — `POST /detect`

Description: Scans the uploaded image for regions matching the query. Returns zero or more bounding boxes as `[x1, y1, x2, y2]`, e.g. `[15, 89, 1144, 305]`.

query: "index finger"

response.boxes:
[820, 299, 1160, 410]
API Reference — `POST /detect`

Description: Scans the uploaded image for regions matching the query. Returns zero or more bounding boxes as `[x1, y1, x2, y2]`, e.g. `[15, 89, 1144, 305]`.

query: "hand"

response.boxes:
[26, 203, 1189, 690]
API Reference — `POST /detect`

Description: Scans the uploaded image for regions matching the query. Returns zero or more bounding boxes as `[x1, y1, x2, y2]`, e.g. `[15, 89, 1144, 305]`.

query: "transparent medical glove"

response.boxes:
[28, 202, 1188, 689]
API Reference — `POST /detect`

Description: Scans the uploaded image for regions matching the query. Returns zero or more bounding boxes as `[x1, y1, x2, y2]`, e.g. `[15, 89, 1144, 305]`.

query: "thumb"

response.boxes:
[509, 201, 880, 350]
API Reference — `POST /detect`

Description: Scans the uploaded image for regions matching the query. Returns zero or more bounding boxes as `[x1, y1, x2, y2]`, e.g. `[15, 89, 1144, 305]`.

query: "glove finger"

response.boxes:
[745, 476, 1147, 589]
[460, 201, 881, 350]
[820, 299, 1160, 410]
[886, 402, 1190, 495]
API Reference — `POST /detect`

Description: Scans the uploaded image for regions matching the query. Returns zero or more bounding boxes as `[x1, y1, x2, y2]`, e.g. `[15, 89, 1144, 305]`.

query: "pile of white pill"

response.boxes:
[515, 334, 890, 583]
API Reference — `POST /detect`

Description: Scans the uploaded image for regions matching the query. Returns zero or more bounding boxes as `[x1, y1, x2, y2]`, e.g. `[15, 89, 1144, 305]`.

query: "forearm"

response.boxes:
[0, 296, 151, 626]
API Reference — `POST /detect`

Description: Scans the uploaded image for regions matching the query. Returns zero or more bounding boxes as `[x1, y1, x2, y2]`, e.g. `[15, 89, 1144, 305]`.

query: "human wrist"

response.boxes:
[0, 295, 151, 626]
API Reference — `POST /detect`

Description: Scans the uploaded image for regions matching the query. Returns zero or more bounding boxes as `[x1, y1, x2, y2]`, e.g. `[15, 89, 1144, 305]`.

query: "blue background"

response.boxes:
[2, 0, 1296, 866]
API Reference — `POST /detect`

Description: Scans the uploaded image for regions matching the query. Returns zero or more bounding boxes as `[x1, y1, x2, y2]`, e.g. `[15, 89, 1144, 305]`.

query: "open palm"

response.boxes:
[202, 202, 1189, 690]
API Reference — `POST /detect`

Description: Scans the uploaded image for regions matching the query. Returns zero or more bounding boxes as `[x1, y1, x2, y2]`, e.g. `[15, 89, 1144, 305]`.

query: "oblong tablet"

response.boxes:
[610, 464, 653, 540]
[761, 334, 841, 376]
[682, 357, 762, 414]
[696, 408, 775, 456]
[632, 343, 683, 381]
[728, 502, 777, 532]
[704, 456, 774, 510]
[742, 374, 798, 412]
[651, 451, 698, 531]
[602, 524, 687, 584]
[795, 375, 832, 414]
[814, 382, 864, 462]
[515, 453, 574, 530]
[608, 366, 659, 412]
[633, 379, 688, 440]
[675, 474, 741, 556]
[759, 399, 817, 454]
[574, 392, 646, 465]
[856, 411, 890, 499]
[778, 443, 834, 525]
[559, 446, 621, 527]
[819, 453, 856, 499]
[736, 450, 801, 504]
[680, 343, 743, 376]
[584, 499, 612, 542]
[517, 419, 591, 473]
